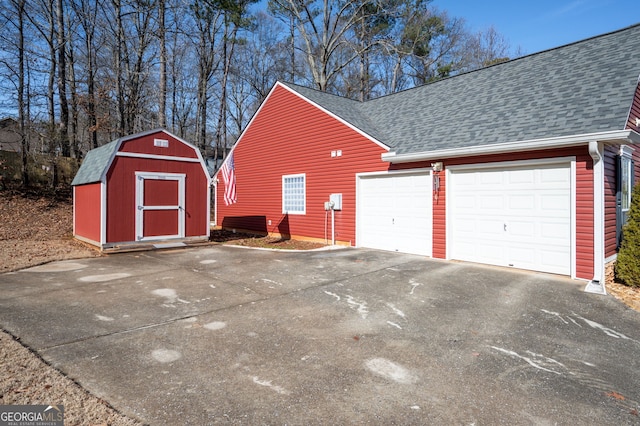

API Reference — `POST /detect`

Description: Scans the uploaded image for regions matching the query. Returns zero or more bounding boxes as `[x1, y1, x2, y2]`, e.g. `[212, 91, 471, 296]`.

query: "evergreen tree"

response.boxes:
[616, 183, 640, 287]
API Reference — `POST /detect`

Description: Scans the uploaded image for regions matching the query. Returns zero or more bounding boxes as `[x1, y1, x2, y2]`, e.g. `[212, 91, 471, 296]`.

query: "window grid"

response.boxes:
[621, 156, 631, 211]
[283, 174, 305, 214]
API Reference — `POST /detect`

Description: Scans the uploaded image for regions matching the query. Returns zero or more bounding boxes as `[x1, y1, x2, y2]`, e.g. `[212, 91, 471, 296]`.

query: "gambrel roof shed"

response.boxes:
[214, 24, 640, 291]
[73, 129, 211, 251]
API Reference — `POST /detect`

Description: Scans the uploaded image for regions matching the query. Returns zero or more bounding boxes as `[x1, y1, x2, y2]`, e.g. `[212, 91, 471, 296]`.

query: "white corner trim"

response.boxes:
[72, 186, 76, 237]
[382, 129, 640, 163]
[101, 181, 107, 246]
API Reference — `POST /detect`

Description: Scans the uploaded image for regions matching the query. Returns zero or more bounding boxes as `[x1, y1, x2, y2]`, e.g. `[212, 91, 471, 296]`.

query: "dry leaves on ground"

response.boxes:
[0, 192, 99, 273]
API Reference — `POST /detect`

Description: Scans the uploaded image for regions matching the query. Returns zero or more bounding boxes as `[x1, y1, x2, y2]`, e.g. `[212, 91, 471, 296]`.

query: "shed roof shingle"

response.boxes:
[285, 24, 640, 155]
[70, 140, 118, 186]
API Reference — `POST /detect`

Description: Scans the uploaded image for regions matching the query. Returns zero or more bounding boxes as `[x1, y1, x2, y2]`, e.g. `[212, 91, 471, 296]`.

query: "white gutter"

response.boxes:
[585, 141, 606, 295]
[382, 130, 640, 163]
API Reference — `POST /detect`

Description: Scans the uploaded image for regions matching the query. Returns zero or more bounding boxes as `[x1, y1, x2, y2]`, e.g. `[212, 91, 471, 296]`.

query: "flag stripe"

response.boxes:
[220, 153, 237, 205]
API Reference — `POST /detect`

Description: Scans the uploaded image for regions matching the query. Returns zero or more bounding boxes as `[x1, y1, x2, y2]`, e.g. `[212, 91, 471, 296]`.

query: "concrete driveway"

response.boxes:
[1, 246, 639, 425]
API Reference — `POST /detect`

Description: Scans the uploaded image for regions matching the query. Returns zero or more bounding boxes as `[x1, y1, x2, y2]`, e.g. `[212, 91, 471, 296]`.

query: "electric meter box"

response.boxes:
[329, 193, 342, 210]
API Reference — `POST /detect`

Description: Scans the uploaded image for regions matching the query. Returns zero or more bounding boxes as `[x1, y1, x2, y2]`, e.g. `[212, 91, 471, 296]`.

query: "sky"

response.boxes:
[432, 0, 639, 56]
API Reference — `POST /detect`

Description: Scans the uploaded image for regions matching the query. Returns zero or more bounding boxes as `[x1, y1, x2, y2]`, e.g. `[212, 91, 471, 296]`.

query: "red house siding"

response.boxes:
[575, 152, 594, 280]
[219, 83, 607, 279]
[216, 84, 389, 244]
[74, 183, 102, 243]
[106, 156, 209, 243]
[626, 83, 640, 187]
[603, 145, 618, 258]
[626, 83, 640, 133]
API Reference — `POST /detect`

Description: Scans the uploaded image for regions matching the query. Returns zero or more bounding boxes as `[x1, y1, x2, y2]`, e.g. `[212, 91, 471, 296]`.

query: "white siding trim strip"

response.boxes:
[446, 156, 576, 171]
[116, 151, 202, 163]
[101, 181, 107, 246]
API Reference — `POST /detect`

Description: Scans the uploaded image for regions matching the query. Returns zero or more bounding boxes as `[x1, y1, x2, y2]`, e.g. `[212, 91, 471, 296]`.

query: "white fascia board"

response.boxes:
[382, 130, 640, 163]
[278, 82, 391, 151]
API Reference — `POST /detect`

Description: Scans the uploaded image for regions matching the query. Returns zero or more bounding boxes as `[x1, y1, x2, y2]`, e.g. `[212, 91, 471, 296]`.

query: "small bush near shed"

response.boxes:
[616, 183, 640, 287]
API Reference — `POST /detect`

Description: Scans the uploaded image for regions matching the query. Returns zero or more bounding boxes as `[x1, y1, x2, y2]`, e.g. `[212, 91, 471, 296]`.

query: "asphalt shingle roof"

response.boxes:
[71, 140, 118, 186]
[285, 24, 640, 155]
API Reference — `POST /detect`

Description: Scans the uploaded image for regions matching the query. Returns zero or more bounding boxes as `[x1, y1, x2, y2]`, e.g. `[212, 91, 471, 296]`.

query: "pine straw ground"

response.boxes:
[0, 191, 639, 424]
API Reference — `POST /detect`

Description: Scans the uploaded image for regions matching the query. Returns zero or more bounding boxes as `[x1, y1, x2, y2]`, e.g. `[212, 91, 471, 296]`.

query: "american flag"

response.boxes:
[220, 152, 237, 205]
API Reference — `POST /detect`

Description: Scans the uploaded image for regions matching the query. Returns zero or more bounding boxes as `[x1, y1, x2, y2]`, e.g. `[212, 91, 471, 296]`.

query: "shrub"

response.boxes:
[616, 183, 640, 287]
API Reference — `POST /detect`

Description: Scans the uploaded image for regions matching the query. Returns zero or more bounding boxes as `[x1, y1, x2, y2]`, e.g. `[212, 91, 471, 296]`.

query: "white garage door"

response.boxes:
[449, 163, 571, 275]
[358, 172, 432, 256]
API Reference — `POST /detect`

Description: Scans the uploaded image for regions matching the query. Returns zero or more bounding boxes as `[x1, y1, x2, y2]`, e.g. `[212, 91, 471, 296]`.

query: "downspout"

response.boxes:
[585, 141, 606, 295]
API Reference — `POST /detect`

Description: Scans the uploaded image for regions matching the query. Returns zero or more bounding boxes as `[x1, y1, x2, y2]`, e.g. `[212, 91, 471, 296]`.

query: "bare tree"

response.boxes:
[71, 0, 101, 149]
[269, 0, 378, 92]
[56, 0, 70, 156]
[1, 0, 30, 185]
[191, 0, 223, 151]
[462, 25, 512, 70]
[158, 0, 167, 128]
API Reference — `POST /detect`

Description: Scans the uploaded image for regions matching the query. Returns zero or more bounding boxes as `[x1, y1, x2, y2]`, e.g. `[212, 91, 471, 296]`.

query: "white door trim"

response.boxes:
[446, 157, 576, 278]
[135, 172, 186, 241]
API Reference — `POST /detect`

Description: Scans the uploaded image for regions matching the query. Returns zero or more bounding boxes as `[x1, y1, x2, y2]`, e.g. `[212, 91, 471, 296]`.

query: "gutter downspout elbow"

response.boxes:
[585, 141, 606, 295]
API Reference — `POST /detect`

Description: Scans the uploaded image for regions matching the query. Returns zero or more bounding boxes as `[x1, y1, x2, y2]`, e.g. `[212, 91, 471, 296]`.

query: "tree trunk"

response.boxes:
[113, 0, 125, 135]
[289, 14, 295, 82]
[158, 0, 167, 128]
[56, 0, 70, 156]
[47, 2, 56, 152]
[67, 12, 79, 158]
[17, 0, 29, 187]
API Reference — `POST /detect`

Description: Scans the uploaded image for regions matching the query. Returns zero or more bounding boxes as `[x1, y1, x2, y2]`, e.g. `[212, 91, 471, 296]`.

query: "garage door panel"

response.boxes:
[479, 195, 504, 210]
[540, 194, 569, 212]
[475, 244, 505, 264]
[358, 173, 432, 256]
[507, 221, 535, 238]
[509, 195, 535, 210]
[508, 169, 535, 184]
[454, 195, 476, 209]
[450, 163, 571, 275]
[479, 170, 504, 184]
[541, 167, 570, 183]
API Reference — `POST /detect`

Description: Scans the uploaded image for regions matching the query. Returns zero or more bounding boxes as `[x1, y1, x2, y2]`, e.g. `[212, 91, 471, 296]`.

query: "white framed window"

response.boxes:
[620, 145, 634, 212]
[283, 173, 306, 214]
[621, 154, 632, 212]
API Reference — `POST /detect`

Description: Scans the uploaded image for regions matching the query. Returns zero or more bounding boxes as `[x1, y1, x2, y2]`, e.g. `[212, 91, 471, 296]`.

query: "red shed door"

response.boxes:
[135, 172, 185, 241]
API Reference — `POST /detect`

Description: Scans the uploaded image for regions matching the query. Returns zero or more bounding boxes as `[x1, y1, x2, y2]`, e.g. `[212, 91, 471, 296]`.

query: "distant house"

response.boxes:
[0, 118, 21, 152]
[214, 24, 640, 286]
[72, 129, 211, 251]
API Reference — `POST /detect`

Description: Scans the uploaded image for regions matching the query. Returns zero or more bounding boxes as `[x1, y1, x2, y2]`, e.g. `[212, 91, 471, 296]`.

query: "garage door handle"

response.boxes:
[504, 223, 507, 231]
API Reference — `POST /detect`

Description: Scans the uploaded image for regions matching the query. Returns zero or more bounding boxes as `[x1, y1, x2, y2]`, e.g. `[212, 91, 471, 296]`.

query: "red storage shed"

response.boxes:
[72, 129, 211, 251]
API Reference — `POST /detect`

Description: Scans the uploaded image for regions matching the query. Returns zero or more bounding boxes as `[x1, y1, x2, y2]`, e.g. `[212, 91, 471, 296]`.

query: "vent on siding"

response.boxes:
[154, 139, 169, 148]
